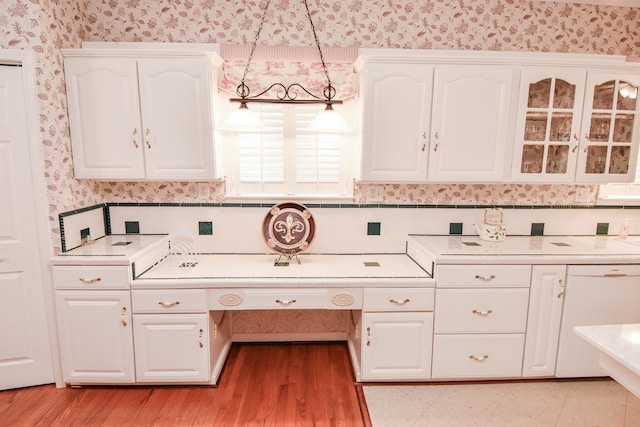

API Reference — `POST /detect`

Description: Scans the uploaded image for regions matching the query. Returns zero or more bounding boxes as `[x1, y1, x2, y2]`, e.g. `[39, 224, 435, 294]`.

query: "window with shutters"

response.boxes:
[223, 103, 354, 198]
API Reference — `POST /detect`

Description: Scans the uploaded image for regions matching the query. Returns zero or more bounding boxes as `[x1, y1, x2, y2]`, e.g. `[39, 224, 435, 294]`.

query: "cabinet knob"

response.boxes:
[79, 277, 102, 284]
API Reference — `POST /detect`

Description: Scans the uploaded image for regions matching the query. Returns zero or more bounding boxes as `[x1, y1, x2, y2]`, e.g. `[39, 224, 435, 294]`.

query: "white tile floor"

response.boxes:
[363, 379, 640, 427]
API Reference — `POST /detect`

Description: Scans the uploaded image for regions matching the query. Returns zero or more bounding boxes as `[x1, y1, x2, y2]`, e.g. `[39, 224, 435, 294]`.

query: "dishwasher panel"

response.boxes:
[556, 264, 640, 377]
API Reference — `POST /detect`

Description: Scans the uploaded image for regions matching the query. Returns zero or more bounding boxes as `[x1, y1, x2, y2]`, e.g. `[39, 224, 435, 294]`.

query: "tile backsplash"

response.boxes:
[60, 203, 639, 253]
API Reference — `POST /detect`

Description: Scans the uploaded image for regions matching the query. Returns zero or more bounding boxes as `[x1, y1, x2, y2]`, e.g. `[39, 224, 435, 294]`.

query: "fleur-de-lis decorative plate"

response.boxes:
[262, 202, 315, 256]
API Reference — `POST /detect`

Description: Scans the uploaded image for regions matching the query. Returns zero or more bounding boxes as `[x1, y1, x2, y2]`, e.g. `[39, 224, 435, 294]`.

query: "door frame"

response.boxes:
[1, 49, 63, 387]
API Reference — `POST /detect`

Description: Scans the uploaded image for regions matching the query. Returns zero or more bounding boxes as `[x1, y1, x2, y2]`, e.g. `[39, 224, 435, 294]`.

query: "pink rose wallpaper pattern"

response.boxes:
[0, 0, 638, 252]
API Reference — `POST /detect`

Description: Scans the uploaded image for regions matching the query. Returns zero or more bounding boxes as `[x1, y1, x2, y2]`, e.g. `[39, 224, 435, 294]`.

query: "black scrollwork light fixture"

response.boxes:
[225, 0, 348, 132]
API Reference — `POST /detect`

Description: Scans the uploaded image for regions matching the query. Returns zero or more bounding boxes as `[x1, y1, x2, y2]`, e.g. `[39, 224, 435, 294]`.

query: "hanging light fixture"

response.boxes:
[224, 0, 348, 132]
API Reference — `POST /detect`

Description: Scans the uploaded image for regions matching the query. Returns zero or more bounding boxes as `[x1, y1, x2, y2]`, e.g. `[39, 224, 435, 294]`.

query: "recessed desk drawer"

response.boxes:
[363, 288, 435, 311]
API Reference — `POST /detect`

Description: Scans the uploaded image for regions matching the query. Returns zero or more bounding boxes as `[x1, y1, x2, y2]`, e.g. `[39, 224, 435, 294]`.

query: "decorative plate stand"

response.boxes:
[262, 202, 315, 264]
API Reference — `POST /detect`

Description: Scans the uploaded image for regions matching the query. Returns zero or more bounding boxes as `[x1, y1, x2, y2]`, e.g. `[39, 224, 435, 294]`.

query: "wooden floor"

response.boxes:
[1, 342, 370, 426]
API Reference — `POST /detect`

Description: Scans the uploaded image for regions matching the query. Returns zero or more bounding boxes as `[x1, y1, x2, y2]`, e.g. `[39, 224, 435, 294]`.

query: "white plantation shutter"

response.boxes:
[227, 104, 351, 196]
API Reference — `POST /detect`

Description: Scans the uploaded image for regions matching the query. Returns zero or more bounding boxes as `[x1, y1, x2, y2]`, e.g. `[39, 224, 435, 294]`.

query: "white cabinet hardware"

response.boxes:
[475, 274, 496, 281]
[158, 300, 180, 308]
[468, 354, 489, 361]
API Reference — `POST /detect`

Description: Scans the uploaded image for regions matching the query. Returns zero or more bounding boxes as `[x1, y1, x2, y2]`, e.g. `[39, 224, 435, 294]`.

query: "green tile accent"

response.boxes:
[125, 221, 140, 234]
[367, 222, 381, 236]
[449, 223, 463, 235]
[596, 222, 609, 235]
[531, 223, 545, 236]
[198, 221, 213, 235]
[80, 228, 90, 239]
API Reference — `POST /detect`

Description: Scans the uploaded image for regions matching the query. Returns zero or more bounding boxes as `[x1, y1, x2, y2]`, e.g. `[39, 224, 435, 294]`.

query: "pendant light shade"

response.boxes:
[307, 104, 350, 132]
[221, 102, 266, 131]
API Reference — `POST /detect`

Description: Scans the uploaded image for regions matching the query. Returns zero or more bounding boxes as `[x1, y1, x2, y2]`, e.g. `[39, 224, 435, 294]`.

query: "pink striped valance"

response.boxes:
[218, 44, 358, 102]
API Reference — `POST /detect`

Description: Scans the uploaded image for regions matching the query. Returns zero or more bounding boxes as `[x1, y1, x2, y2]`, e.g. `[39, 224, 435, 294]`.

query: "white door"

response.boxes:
[0, 64, 54, 390]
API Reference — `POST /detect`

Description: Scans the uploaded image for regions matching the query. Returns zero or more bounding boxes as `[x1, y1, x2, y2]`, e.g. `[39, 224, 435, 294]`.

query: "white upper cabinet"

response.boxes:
[65, 57, 144, 179]
[575, 72, 640, 183]
[64, 49, 220, 180]
[428, 65, 517, 182]
[511, 69, 586, 182]
[359, 62, 433, 181]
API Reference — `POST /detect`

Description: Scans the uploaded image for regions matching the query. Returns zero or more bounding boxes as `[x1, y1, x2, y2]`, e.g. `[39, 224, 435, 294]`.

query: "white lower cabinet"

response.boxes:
[131, 289, 222, 384]
[360, 288, 435, 381]
[432, 334, 525, 378]
[133, 313, 210, 383]
[55, 290, 135, 384]
[522, 265, 566, 377]
[431, 264, 531, 379]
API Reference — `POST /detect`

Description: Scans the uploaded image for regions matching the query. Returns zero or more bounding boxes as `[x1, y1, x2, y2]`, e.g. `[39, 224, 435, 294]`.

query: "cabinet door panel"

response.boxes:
[512, 69, 586, 182]
[429, 66, 516, 181]
[55, 291, 134, 383]
[64, 58, 144, 179]
[138, 59, 216, 180]
[133, 313, 210, 382]
[576, 72, 640, 183]
[523, 265, 565, 377]
[361, 312, 433, 380]
[360, 63, 433, 181]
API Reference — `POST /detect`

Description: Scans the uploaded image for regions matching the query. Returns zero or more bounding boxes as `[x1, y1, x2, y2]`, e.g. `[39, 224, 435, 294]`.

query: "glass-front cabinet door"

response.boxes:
[575, 73, 640, 183]
[512, 69, 586, 182]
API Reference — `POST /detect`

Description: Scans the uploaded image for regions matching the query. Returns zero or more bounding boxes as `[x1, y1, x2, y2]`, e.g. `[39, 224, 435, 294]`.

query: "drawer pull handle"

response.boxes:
[275, 299, 297, 305]
[198, 328, 204, 348]
[472, 309, 493, 316]
[469, 354, 489, 362]
[79, 277, 102, 284]
[389, 298, 410, 305]
[474, 274, 496, 281]
[121, 307, 127, 327]
[604, 273, 627, 277]
[158, 300, 181, 308]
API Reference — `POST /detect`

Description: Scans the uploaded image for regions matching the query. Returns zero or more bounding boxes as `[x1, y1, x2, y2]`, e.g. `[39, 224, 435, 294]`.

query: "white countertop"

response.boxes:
[53, 234, 170, 265]
[574, 324, 640, 398]
[134, 253, 433, 288]
[408, 235, 640, 265]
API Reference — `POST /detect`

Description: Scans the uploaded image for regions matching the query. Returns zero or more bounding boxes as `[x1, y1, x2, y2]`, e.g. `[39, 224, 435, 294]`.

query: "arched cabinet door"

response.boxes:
[428, 65, 517, 182]
[359, 62, 433, 182]
[511, 69, 586, 183]
[575, 73, 640, 183]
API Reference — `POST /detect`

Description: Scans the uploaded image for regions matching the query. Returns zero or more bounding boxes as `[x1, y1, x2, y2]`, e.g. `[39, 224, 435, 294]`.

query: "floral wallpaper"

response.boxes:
[1, 0, 639, 253]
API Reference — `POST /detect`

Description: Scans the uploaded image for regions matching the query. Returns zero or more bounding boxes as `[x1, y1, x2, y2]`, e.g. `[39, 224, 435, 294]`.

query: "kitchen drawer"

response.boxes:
[242, 289, 335, 309]
[363, 288, 434, 312]
[52, 265, 131, 290]
[131, 290, 207, 313]
[434, 288, 529, 333]
[436, 265, 531, 288]
[207, 288, 362, 310]
[432, 334, 525, 379]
